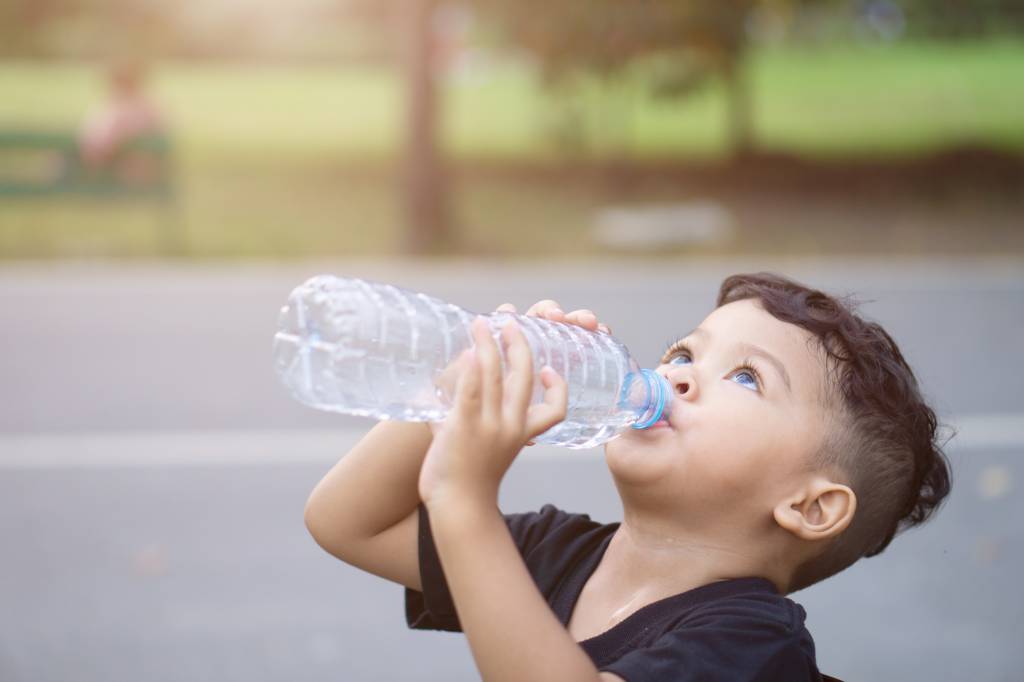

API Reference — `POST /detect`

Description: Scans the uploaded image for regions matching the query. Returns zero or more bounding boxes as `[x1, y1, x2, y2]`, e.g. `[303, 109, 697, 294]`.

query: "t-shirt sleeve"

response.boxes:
[404, 501, 588, 631]
[599, 598, 821, 682]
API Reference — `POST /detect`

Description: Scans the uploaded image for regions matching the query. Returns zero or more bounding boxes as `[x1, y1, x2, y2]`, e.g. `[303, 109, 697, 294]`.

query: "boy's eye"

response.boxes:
[664, 347, 762, 393]
[732, 370, 758, 391]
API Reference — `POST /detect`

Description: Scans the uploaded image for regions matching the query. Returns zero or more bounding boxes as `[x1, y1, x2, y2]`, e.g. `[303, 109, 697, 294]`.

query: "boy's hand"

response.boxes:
[496, 299, 613, 336]
[418, 317, 568, 510]
[495, 299, 612, 446]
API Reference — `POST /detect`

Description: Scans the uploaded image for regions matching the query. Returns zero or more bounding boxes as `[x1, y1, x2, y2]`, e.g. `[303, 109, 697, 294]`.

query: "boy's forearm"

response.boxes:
[305, 420, 432, 540]
[428, 500, 602, 682]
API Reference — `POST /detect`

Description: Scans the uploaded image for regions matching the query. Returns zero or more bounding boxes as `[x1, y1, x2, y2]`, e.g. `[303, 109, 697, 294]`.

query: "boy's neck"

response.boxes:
[596, 510, 788, 600]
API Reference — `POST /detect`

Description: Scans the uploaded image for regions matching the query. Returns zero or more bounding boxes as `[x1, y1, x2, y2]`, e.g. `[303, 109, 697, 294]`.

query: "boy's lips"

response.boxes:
[651, 401, 679, 429]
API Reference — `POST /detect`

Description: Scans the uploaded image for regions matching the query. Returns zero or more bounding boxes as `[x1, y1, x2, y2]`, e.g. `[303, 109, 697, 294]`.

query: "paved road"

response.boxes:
[1, 257, 1022, 681]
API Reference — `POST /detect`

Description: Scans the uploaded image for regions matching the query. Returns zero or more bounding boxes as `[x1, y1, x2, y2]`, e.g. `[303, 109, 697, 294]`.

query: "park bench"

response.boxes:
[0, 129, 184, 254]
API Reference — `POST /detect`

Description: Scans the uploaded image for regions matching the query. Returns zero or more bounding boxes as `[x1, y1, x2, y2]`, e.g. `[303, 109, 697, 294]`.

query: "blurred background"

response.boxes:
[1, 0, 1023, 257]
[1, 1, 1022, 681]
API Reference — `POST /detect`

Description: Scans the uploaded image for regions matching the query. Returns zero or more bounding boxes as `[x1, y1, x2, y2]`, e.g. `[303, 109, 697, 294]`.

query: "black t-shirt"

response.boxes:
[406, 503, 824, 682]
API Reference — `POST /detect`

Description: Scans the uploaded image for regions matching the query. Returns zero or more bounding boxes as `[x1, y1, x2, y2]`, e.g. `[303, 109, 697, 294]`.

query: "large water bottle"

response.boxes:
[273, 275, 671, 449]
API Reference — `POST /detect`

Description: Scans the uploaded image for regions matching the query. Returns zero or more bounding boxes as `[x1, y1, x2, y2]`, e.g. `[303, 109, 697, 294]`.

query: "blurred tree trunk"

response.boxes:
[401, 0, 451, 255]
[722, 52, 754, 157]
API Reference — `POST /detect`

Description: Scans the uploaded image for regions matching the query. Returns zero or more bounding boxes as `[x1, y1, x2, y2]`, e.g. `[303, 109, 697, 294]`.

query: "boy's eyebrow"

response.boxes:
[681, 327, 793, 394]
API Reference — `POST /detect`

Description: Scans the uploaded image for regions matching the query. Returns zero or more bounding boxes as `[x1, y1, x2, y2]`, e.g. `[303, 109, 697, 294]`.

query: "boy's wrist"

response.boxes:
[425, 492, 500, 534]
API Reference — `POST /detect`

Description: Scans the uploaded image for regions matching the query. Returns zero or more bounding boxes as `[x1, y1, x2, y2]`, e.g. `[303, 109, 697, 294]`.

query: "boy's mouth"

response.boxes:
[650, 404, 677, 429]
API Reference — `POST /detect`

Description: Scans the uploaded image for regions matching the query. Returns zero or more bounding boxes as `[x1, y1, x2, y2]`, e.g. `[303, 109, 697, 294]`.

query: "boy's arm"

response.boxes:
[303, 299, 606, 592]
[304, 420, 432, 590]
[430, 501, 624, 682]
[419, 316, 623, 682]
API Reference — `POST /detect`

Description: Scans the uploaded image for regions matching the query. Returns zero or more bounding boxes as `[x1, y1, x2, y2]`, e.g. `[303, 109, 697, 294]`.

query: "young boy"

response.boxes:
[303, 272, 952, 681]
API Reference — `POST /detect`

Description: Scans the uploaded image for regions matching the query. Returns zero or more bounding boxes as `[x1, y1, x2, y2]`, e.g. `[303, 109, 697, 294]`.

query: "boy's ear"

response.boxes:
[773, 477, 857, 543]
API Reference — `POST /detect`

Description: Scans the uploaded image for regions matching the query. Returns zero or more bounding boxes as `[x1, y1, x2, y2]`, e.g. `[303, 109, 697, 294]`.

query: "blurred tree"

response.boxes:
[470, 0, 1024, 156]
[898, 0, 1024, 37]
[400, 0, 452, 255]
[7, 0, 1024, 61]
[345, 0, 453, 254]
[0, 0, 180, 59]
[472, 0, 759, 155]
[7, 0, 1022, 257]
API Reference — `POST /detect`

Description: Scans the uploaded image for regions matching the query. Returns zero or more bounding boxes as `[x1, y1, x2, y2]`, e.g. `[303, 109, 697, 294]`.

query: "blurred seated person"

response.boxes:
[77, 60, 167, 185]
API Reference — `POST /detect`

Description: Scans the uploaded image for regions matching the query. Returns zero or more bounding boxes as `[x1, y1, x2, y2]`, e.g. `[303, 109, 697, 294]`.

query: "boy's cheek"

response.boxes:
[678, 440, 768, 497]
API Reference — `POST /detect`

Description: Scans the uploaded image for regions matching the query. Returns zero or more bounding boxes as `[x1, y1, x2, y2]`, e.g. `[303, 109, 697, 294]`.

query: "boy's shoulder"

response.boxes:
[504, 503, 611, 552]
[577, 575, 820, 681]
[682, 580, 812, 633]
[506, 505, 823, 680]
[502, 503, 615, 588]
[502, 503, 812, 633]
[411, 502, 824, 679]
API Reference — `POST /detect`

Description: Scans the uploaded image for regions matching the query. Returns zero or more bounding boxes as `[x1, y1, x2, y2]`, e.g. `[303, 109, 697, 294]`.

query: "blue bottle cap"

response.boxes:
[617, 369, 672, 430]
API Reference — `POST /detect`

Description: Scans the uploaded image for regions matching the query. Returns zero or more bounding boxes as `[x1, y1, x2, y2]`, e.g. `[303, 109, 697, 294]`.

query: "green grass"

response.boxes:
[747, 41, 1024, 155]
[2, 40, 1022, 161]
[0, 40, 1022, 259]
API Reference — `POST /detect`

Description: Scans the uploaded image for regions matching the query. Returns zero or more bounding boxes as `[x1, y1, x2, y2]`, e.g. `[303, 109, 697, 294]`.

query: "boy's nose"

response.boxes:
[661, 368, 695, 399]
[658, 366, 696, 399]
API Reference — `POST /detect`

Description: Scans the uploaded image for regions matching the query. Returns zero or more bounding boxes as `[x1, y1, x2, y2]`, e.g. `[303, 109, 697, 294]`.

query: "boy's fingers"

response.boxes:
[500, 320, 534, 426]
[435, 348, 472, 402]
[564, 309, 598, 331]
[524, 300, 604, 329]
[453, 349, 482, 418]
[525, 366, 568, 438]
[598, 323, 612, 335]
[471, 317, 502, 423]
[495, 303, 517, 313]
[525, 299, 564, 320]
[543, 308, 566, 322]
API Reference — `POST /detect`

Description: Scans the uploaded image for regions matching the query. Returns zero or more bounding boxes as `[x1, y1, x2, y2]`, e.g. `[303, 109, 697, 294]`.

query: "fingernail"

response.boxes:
[550, 308, 564, 317]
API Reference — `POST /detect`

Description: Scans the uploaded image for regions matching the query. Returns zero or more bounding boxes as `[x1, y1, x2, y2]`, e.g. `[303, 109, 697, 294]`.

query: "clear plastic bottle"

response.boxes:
[272, 275, 671, 449]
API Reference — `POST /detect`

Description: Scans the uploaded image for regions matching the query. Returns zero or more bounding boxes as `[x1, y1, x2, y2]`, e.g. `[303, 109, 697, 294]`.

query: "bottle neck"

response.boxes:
[619, 369, 671, 429]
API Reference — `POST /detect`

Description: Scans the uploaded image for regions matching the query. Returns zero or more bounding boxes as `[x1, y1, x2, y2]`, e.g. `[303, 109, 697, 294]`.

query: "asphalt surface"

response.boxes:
[1, 257, 1022, 681]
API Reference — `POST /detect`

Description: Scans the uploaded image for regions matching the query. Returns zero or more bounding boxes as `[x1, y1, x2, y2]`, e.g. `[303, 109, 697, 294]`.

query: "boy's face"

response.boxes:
[605, 298, 833, 526]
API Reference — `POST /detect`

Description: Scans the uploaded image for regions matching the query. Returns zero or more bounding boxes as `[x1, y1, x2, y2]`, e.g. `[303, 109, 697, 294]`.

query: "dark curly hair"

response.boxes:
[717, 272, 953, 593]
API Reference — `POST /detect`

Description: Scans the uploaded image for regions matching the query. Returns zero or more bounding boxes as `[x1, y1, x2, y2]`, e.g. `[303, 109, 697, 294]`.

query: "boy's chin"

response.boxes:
[604, 433, 683, 485]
